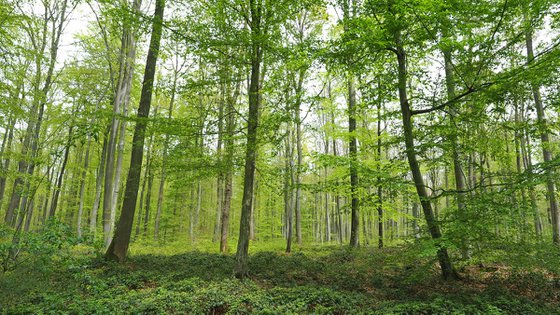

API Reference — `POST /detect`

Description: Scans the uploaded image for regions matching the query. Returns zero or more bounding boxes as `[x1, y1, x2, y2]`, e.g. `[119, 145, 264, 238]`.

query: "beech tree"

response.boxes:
[105, 0, 165, 262]
[0, 0, 559, 287]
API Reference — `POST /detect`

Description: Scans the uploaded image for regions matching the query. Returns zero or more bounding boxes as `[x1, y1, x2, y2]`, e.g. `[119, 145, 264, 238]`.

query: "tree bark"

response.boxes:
[520, 124, 542, 237]
[154, 75, 176, 238]
[294, 69, 305, 245]
[234, 0, 263, 278]
[394, 35, 458, 280]
[49, 120, 75, 218]
[525, 23, 559, 245]
[376, 95, 384, 248]
[0, 115, 15, 206]
[105, 0, 165, 262]
[348, 74, 359, 248]
[90, 135, 107, 236]
[213, 92, 224, 242]
[442, 45, 469, 259]
[103, 0, 142, 248]
[135, 154, 148, 238]
[284, 127, 294, 253]
[220, 77, 238, 253]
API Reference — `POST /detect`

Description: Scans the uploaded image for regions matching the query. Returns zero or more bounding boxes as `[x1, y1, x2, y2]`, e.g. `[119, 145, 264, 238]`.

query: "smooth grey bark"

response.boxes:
[0, 114, 15, 207]
[103, 0, 142, 248]
[213, 93, 224, 243]
[77, 131, 93, 238]
[90, 136, 107, 235]
[376, 95, 384, 248]
[347, 74, 359, 248]
[48, 114, 75, 218]
[234, 0, 263, 278]
[220, 169, 232, 253]
[284, 127, 294, 253]
[442, 46, 469, 259]
[135, 153, 148, 238]
[142, 126, 155, 239]
[520, 122, 543, 237]
[145, 160, 154, 238]
[110, 101, 128, 235]
[220, 171, 233, 253]
[294, 68, 305, 246]
[324, 133, 331, 242]
[342, 0, 359, 248]
[327, 81, 343, 244]
[194, 179, 202, 238]
[154, 86, 175, 238]
[41, 166, 54, 225]
[525, 23, 559, 245]
[394, 33, 458, 280]
[24, 198, 34, 232]
[514, 107, 528, 239]
[250, 179, 257, 241]
[105, 0, 165, 262]
[189, 184, 195, 240]
[219, 77, 239, 253]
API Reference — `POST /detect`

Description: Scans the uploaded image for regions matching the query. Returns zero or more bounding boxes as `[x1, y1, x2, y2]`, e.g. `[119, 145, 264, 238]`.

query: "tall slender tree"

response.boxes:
[106, 0, 166, 262]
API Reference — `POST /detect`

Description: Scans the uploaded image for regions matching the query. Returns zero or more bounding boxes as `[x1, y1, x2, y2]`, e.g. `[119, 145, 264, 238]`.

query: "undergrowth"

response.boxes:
[1, 233, 559, 314]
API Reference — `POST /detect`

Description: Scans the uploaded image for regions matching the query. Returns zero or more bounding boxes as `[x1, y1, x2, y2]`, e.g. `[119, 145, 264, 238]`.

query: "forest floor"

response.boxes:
[1, 239, 560, 314]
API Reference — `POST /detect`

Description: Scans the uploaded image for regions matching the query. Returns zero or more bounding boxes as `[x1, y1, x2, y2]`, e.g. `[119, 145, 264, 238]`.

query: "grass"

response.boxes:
[1, 237, 560, 314]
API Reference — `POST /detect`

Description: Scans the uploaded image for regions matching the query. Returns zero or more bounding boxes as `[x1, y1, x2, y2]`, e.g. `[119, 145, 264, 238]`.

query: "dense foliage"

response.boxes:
[1, 0, 560, 312]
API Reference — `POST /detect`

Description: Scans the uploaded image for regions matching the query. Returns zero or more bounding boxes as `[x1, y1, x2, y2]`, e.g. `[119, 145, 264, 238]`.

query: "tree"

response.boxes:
[106, 0, 166, 262]
[524, 4, 559, 245]
[234, 0, 265, 278]
[102, 0, 142, 248]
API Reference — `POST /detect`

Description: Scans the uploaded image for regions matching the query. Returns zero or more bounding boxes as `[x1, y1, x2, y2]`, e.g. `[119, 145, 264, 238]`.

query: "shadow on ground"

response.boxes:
[2, 246, 560, 314]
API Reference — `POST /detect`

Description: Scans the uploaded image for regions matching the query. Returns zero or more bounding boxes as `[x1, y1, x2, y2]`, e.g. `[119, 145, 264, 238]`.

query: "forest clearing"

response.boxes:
[1, 0, 560, 313]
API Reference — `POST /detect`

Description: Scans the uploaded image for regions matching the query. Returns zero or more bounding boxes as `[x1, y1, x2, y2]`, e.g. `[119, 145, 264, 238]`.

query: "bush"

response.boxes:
[0, 219, 77, 273]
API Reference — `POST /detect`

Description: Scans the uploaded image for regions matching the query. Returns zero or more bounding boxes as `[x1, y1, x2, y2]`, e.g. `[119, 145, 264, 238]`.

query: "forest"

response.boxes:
[1, 0, 560, 313]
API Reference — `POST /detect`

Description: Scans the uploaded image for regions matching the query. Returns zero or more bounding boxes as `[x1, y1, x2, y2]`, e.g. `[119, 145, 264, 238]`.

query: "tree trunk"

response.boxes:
[284, 128, 294, 253]
[324, 138, 331, 242]
[110, 103, 128, 237]
[219, 78, 238, 253]
[0, 115, 15, 206]
[525, 23, 559, 245]
[105, 0, 165, 262]
[250, 179, 257, 241]
[394, 35, 458, 280]
[194, 178, 202, 239]
[154, 68, 178, 239]
[145, 159, 154, 238]
[348, 74, 359, 248]
[213, 93, 224, 242]
[442, 46, 469, 259]
[77, 137, 92, 238]
[376, 97, 384, 248]
[234, 1, 263, 277]
[90, 135, 107, 236]
[103, 0, 142, 248]
[294, 69, 305, 246]
[142, 129, 155, 239]
[220, 172, 233, 253]
[136, 157, 148, 238]
[41, 166, 54, 225]
[342, 0, 360, 248]
[520, 126, 542, 237]
[49, 122, 74, 218]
